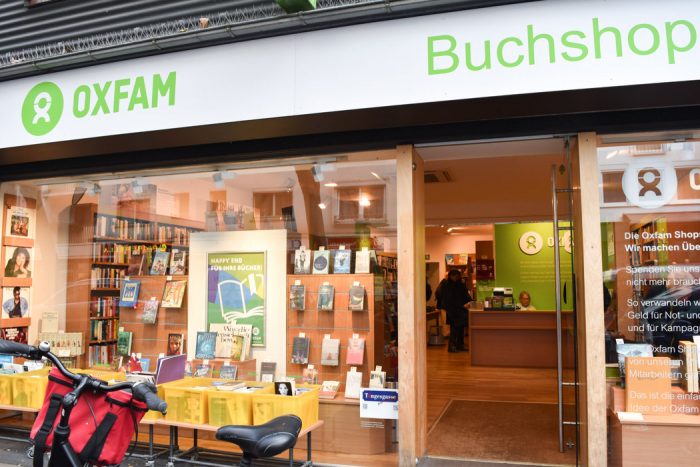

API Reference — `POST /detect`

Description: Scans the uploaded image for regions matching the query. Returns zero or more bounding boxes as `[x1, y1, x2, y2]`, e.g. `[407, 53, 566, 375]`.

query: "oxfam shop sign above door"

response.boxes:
[2, 0, 700, 148]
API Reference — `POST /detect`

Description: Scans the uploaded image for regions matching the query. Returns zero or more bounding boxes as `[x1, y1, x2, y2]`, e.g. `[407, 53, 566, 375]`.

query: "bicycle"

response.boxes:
[0, 339, 303, 467]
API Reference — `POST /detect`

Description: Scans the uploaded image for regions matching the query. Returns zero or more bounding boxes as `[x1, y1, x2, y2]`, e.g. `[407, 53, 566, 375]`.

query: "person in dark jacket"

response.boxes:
[441, 269, 472, 352]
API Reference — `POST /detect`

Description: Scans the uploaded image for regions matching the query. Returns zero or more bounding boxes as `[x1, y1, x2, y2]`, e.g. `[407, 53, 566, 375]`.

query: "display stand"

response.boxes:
[66, 203, 201, 367]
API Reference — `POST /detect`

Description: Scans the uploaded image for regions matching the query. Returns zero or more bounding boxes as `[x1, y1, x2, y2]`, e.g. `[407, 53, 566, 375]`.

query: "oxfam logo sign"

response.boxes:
[20, 72, 177, 137]
[22, 82, 64, 136]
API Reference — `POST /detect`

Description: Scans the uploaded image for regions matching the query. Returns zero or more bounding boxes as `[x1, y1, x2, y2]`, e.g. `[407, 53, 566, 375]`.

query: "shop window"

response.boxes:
[334, 185, 385, 224]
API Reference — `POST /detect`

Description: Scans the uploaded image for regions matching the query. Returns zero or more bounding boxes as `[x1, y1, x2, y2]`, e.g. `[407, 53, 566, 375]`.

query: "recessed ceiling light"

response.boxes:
[324, 182, 338, 187]
[318, 202, 327, 210]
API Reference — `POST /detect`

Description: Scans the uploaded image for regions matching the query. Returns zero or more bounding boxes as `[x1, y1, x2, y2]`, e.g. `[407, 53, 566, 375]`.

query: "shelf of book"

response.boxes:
[67, 203, 201, 367]
[286, 273, 386, 391]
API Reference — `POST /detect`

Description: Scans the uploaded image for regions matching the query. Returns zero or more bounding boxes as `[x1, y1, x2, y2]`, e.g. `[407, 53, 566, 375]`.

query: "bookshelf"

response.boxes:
[67, 204, 202, 367]
[286, 273, 385, 390]
[0, 194, 36, 345]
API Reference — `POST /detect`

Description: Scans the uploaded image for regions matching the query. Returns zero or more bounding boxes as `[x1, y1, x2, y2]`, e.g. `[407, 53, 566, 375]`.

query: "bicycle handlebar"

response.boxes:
[0, 339, 167, 414]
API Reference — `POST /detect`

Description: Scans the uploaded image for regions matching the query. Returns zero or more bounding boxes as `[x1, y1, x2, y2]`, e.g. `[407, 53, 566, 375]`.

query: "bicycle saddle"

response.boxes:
[216, 415, 302, 459]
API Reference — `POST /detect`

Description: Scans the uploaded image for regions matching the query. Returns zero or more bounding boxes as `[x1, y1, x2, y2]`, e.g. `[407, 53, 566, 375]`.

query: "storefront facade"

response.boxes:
[2, 1, 700, 466]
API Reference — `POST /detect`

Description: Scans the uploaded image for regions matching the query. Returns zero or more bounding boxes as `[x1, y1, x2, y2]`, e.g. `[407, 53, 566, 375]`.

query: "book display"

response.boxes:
[312, 249, 330, 274]
[195, 331, 218, 359]
[289, 284, 306, 311]
[0, 195, 36, 351]
[66, 203, 200, 367]
[287, 272, 385, 391]
[332, 249, 351, 274]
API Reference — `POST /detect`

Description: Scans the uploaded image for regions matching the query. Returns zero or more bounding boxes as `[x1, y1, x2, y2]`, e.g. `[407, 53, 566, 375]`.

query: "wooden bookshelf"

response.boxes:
[66, 203, 202, 367]
[286, 273, 385, 390]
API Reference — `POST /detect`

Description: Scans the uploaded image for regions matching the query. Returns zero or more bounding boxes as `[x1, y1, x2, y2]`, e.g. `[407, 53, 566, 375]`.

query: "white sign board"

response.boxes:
[1, 0, 699, 148]
[360, 388, 399, 419]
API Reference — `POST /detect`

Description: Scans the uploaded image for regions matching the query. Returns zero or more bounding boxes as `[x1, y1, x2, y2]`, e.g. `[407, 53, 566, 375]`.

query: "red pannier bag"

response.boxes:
[30, 367, 148, 466]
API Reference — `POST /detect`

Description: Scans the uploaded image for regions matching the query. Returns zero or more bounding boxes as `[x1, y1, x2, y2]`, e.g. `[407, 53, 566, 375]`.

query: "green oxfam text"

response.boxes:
[428, 18, 697, 74]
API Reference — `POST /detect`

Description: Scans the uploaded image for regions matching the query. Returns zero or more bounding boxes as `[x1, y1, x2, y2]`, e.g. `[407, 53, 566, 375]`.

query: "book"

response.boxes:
[142, 298, 159, 324]
[127, 253, 145, 276]
[319, 381, 340, 399]
[230, 335, 246, 361]
[616, 342, 653, 386]
[289, 284, 306, 311]
[194, 363, 213, 377]
[219, 364, 238, 379]
[291, 336, 310, 364]
[5, 204, 36, 240]
[150, 250, 170, 275]
[1, 327, 28, 344]
[369, 369, 386, 389]
[332, 249, 351, 274]
[344, 370, 363, 399]
[119, 279, 140, 308]
[275, 380, 295, 396]
[210, 323, 253, 360]
[139, 357, 151, 373]
[317, 284, 334, 311]
[162, 279, 187, 308]
[169, 249, 187, 275]
[116, 330, 133, 356]
[1, 287, 30, 318]
[303, 367, 318, 384]
[321, 338, 340, 366]
[312, 250, 330, 274]
[294, 248, 311, 274]
[167, 333, 184, 356]
[214, 381, 246, 391]
[346, 337, 365, 365]
[260, 361, 277, 382]
[195, 331, 217, 359]
[348, 285, 365, 311]
[355, 249, 371, 274]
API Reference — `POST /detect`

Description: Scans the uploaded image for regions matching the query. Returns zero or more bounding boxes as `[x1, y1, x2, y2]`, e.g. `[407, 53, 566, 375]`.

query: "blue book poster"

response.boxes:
[119, 279, 140, 308]
[207, 252, 266, 346]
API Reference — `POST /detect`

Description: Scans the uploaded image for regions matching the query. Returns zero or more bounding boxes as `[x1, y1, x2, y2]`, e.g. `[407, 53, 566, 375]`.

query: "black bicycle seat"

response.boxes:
[215, 415, 302, 459]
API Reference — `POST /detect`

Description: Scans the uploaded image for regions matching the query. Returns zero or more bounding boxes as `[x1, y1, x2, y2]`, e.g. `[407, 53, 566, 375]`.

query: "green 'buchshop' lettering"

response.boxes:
[427, 16, 698, 75]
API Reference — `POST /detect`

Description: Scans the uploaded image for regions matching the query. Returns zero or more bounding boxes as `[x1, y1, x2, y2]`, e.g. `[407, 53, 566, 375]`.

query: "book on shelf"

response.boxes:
[293, 248, 311, 274]
[195, 331, 217, 359]
[1, 287, 30, 318]
[210, 323, 253, 360]
[369, 368, 386, 389]
[219, 364, 238, 379]
[127, 253, 146, 276]
[319, 380, 340, 399]
[167, 333, 184, 356]
[194, 363, 213, 378]
[302, 366, 318, 384]
[161, 279, 187, 308]
[616, 342, 653, 386]
[260, 361, 276, 382]
[142, 298, 159, 324]
[291, 336, 310, 364]
[169, 248, 187, 275]
[344, 370, 362, 399]
[91, 267, 125, 289]
[116, 330, 133, 356]
[317, 284, 334, 311]
[119, 279, 140, 308]
[150, 250, 170, 275]
[275, 380, 295, 396]
[332, 249, 351, 274]
[321, 338, 340, 366]
[346, 336, 365, 365]
[1, 327, 28, 344]
[139, 357, 151, 373]
[312, 250, 330, 274]
[289, 284, 306, 311]
[355, 250, 371, 274]
[348, 284, 365, 311]
[5, 203, 36, 240]
[230, 335, 246, 361]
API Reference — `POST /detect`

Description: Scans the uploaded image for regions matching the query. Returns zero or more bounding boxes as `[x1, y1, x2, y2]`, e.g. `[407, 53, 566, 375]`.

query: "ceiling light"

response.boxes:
[324, 182, 338, 187]
[447, 227, 454, 233]
[318, 202, 327, 210]
[212, 171, 225, 188]
[311, 164, 324, 183]
[359, 196, 371, 207]
[371, 171, 383, 181]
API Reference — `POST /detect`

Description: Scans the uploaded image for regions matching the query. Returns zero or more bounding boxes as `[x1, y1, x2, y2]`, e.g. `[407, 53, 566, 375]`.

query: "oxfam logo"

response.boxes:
[22, 82, 64, 136]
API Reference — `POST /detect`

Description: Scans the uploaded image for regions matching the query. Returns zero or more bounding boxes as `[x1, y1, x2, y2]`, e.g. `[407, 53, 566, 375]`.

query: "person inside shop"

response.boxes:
[441, 269, 472, 352]
[4, 247, 31, 278]
[3, 287, 28, 318]
[516, 291, 536, 311]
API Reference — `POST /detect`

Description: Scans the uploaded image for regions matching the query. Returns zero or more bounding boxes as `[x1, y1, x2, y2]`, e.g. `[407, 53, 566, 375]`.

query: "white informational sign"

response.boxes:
[360, 388, 399, 420]
[2, 0, 700, 148]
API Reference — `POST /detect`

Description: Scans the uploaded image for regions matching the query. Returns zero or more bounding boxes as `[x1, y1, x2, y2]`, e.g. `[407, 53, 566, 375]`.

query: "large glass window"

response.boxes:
[599, 135, 700, 465]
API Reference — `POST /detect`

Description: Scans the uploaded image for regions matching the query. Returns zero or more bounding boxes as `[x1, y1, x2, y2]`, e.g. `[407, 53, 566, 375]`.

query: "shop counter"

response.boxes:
[469, 309, 575, 368]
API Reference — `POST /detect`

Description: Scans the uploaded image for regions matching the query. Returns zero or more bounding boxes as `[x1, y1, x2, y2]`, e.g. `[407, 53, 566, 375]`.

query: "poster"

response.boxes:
[207, 252, 266, 346]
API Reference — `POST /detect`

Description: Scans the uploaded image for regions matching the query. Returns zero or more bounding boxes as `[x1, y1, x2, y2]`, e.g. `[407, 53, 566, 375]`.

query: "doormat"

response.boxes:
[426, 400, 576, 466]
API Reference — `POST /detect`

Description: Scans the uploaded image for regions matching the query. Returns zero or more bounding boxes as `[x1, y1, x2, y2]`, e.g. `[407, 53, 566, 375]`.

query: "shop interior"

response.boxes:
[417, 138, 578, 466]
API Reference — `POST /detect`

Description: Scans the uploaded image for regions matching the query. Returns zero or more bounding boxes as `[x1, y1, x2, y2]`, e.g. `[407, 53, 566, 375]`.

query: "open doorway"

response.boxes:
[418, 138, 578, 466]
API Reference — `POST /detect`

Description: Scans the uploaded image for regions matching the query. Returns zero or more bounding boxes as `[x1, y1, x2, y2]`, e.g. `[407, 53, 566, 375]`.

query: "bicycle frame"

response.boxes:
[45, 374, 91, 467]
